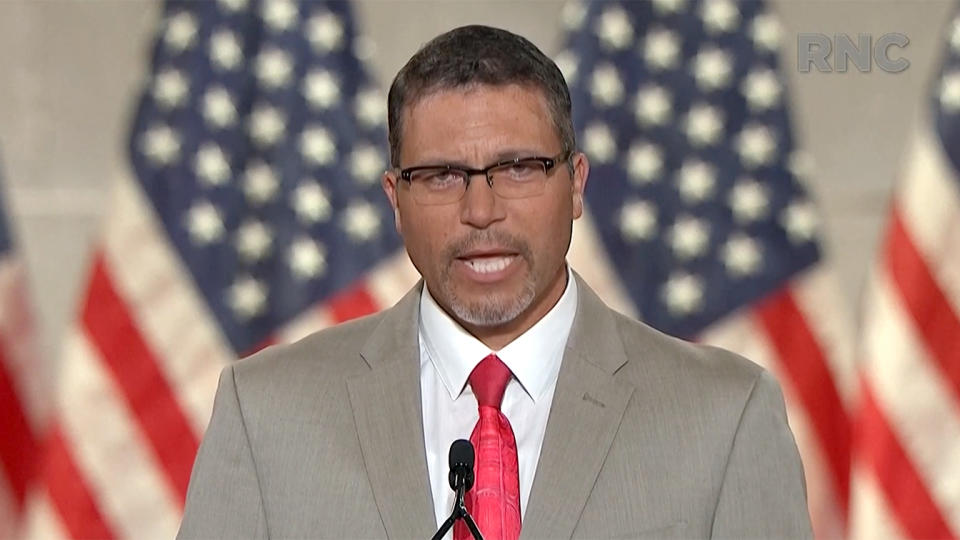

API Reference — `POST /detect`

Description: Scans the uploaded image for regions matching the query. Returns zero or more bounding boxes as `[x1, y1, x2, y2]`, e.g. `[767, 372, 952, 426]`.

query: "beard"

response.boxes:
[435, 230, 537, 327]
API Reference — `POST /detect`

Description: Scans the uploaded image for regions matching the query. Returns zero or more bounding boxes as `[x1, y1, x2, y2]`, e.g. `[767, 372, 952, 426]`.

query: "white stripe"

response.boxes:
[568, 209, 638, 318]
[701, 305, 845, 539]
[897, 125, 960, 312]
[365, 250, 420, 307]
[790, 265, 857, 409]
[0, 257, 48, 430]
[275, 305, 335, 345]
[102, 178, 230, 434]
[57, 329, 181, 540]
[861, 270, 960, 533]
[21, 493, 70, 540]
[849, 463, 907, 540]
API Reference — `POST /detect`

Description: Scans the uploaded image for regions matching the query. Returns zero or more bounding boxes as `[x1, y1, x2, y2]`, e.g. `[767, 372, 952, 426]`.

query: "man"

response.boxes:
[178, 25, 811, 539]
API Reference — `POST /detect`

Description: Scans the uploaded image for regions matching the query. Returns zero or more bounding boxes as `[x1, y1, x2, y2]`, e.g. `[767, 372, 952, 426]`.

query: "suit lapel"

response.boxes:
[346, 283, 436, 539]
[521, 274, 636, 539]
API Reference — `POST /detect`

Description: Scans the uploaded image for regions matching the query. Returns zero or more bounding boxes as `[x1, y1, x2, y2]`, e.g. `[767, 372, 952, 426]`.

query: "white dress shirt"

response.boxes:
[418, 269, 578, 535]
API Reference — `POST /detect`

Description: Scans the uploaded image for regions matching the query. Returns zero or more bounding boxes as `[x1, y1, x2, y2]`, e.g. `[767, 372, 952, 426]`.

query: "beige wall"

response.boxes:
[0, 0, 954, 359]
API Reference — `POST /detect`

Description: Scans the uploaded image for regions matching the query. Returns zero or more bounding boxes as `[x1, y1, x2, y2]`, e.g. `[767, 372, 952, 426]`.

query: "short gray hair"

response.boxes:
[387, 25, 575, 167]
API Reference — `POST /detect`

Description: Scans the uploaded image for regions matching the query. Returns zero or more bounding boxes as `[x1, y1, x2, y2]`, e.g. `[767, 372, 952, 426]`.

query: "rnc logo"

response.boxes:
[798, 33, 910, 73]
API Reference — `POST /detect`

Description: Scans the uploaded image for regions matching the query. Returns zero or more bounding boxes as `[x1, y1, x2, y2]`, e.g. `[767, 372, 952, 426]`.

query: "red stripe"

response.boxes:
[754, 287, 850, 513]
[327, 280, 380, 323]
[0, 351, 34, 508]
[81, 254, 198, 503]
[855, 380, 955, 539]
[41, 427, 115, 540]
[886, 208, 960, 406]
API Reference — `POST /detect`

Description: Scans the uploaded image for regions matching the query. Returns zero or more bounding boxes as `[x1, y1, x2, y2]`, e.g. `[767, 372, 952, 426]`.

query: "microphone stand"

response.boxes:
[431, 472, 482, 540]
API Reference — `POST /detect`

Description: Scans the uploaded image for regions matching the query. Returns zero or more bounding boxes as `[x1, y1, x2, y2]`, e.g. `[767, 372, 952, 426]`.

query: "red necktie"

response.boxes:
[454, 354, 521, 540]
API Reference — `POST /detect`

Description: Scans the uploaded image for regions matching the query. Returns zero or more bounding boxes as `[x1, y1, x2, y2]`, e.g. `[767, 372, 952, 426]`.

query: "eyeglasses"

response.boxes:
[397, 151, 572, 206]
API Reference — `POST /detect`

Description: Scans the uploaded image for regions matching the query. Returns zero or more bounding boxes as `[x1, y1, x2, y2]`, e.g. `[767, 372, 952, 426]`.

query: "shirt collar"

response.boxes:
[419, 266, 578, 403]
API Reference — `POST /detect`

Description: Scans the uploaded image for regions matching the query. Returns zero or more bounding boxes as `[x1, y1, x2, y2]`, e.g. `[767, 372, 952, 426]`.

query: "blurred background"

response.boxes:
[1, 0, 958, 539]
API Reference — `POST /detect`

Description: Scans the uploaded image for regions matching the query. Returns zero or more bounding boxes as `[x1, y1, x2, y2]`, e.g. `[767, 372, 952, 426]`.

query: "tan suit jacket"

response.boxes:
[178, 273, 812, 539]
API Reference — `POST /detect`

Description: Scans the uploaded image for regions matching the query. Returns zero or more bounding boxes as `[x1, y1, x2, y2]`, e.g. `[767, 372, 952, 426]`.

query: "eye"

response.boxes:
[411, 169, 463, 190]
[503, 160, 543, 180]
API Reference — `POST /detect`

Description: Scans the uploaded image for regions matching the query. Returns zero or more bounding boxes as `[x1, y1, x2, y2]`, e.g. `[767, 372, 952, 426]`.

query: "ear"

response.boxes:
[570, 151, 589, 219]
[382, 170, 403, 234]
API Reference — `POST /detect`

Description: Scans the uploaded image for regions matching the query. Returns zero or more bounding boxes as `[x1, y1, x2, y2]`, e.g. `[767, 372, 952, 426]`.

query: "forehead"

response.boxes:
[400, 84, 560, 160]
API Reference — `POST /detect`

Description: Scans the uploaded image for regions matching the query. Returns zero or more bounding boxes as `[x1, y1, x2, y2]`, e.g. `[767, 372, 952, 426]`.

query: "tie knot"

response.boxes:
[468, 354, 512, 409]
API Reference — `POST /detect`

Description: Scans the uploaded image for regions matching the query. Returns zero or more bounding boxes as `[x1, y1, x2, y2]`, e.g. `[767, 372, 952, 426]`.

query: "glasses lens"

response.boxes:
[408, 168, 466, 204]
[489, 160, 548, 199]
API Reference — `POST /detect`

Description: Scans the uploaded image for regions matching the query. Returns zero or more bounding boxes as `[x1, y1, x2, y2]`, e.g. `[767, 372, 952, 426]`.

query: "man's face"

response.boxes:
[382, 84, 589, 340]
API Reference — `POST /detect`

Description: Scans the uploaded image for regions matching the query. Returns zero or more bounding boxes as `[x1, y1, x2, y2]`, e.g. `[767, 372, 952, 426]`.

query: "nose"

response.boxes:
[459, 173, 505, 228]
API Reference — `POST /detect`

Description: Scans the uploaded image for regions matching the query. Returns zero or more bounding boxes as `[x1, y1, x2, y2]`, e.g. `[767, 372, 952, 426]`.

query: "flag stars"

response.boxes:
[722, 234, 762, 276]
[307, 12, 344, 53]
[235, 220, 273, 262]
[652, 0, 687, 15]
[939, 72, 960, 113]
[141, 125, 181, 166]
[164, 12, 198, 52]
[194, 143, 231, 186]
[293, 181, 332, 224]
[684, 103, 724, 146]
[255, 47, 294, 89]
[662, 273, 704, 316]
[626, 142, 663, 184]
[950, 17, 960, 52]
[619, 200, 657, 242]
[644, 28, 681, 70]
[677, 159, 717, 203]
[554, 50, 580, 85]
[782, 200, 819, 243]
[700, 0, 740, 34]
[583, 123, 617, 164]
[590, 64, 625, 106]
[634, 85, 672, 126]
[303, 69, 341, 109]
[152, 68, 189, 109]
[561, 1, 587, 30]
[670, 216, 710, 259]
[729, 180, 769, 222]
[288, 238, 327, 279]
[217, 0, 248, 13]
[692, 48, 733, 90]
[243, 161, 279, 205]
[210, 29, 243, 71]
[736, 124, 777, 167]
[595, 6, 633, 51]
[742, 69, 782, 110]
[342, 201, 381, 241]
[350, 146, 385, 185]
[300, 126, 337, 166]
[228, 276, 267, 320]
[262, 0, 298, 32]
[248, 104, 286, 147]
[355, 88, 386, 128]
[750, 13, 782, 52]
[186, 202, 225, 245]
[203, 87, 238, 128]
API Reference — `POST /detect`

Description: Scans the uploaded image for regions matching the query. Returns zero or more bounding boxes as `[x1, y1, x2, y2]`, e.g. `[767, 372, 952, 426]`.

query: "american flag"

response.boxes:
[0, 161, 43, 537]
[851, 10, 960, 539]
[21, 0, 418, 537]
[557, 1, 854, 537]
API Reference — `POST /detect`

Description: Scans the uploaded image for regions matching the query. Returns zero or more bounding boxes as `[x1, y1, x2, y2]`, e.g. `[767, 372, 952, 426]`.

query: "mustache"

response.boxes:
[443, 230, 532, 261]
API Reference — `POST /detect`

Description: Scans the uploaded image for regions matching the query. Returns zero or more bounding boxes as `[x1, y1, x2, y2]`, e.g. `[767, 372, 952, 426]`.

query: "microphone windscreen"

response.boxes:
[449, 439, 474, 471]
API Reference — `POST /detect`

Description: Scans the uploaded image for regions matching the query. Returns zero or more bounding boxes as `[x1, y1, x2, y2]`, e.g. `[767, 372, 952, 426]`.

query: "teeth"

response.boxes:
[465, 256, 512, 274]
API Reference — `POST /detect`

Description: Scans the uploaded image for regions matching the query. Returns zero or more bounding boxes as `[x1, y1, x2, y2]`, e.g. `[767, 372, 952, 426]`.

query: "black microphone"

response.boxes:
[449, 439, 475, 492]
[432, 440, 483, 540]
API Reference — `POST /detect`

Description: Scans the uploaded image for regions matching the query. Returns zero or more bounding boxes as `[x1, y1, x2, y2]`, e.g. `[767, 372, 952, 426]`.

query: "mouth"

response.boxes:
[455, 251, 521, 281]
